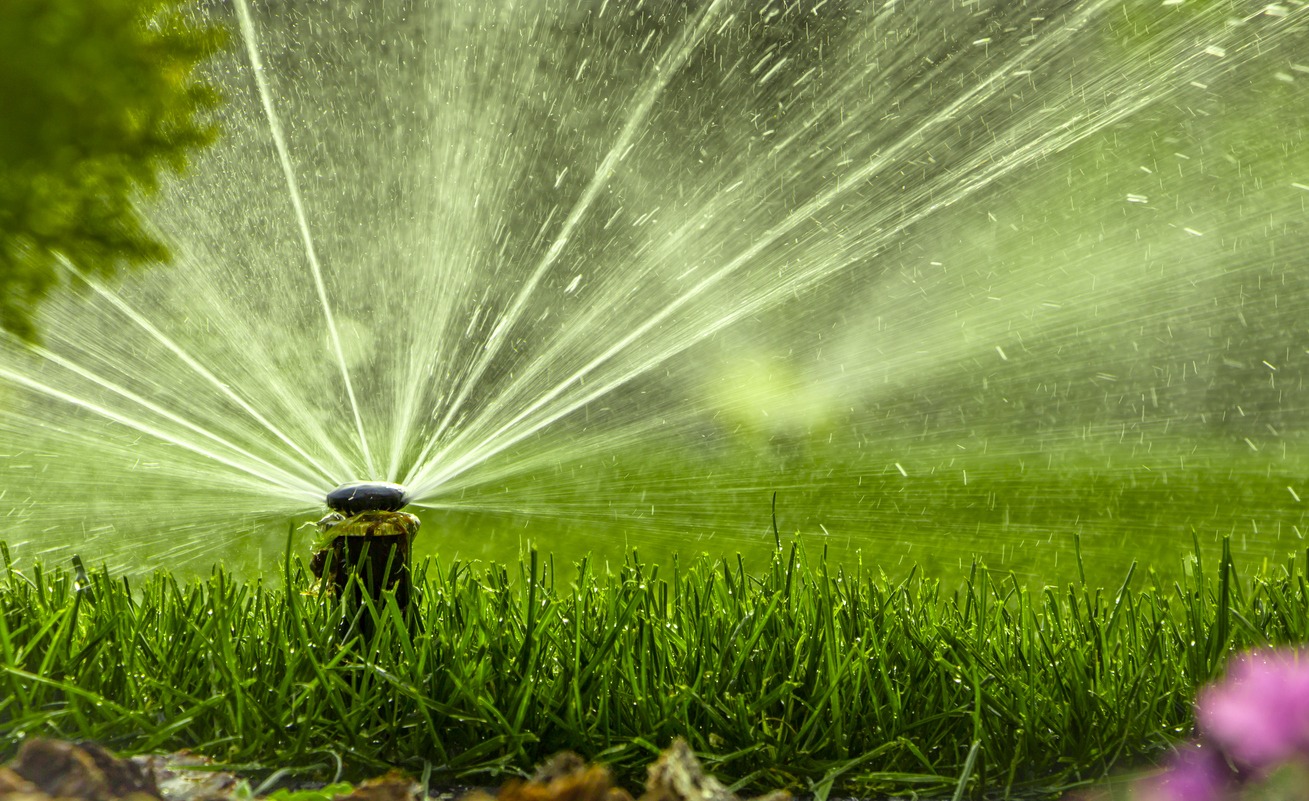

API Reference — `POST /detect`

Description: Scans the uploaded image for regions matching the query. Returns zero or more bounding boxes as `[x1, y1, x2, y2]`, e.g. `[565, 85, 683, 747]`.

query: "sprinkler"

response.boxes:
[325, 481, 408, 514]
[312, 481, 420, 639]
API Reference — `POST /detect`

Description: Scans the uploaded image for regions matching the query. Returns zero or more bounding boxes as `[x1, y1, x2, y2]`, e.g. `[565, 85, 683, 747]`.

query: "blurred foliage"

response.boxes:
[0, 0, 225, 340]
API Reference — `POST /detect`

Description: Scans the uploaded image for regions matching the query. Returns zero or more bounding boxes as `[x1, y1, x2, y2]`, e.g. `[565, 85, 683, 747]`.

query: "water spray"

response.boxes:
[312, 482, 418, 637]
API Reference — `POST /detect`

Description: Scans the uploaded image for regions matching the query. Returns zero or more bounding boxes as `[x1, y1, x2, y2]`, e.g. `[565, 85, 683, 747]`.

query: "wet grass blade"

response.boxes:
[0, 536, 1304, 797]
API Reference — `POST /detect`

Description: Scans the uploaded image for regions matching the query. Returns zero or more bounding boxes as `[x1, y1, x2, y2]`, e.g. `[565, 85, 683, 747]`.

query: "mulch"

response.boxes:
[0, 738, 792, 801]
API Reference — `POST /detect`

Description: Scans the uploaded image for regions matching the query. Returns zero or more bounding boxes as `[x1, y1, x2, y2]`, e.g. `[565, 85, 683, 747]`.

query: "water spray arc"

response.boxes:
[233, 0, 377, 479]
[0, 1, 1305, 582]
[402, 0, 730, 479]
[396, 0, 1305, 507]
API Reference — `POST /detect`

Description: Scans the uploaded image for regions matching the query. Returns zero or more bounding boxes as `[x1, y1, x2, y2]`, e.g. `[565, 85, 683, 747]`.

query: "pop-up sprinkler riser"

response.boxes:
[312, 482, 419, 637]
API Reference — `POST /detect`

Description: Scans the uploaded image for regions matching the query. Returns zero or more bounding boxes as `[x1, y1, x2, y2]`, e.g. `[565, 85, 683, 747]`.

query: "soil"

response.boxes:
[0, 739, 792, 801]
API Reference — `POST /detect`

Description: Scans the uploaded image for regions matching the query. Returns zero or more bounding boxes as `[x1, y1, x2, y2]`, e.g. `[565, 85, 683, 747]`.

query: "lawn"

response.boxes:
[2, 537, 1307, 798]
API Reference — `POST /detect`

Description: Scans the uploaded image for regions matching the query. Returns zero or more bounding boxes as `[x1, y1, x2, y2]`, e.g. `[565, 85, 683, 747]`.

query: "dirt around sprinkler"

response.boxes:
[0, 739, 791, 801]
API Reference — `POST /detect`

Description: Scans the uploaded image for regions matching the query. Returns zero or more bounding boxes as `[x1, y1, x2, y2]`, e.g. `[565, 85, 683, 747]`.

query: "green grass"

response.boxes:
[1, 537, 1308, 799]
[414, 438, 1309, 589]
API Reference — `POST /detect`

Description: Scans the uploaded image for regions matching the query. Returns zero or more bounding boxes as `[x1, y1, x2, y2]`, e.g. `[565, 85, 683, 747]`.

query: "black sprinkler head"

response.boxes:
[325, 481, 409, 515]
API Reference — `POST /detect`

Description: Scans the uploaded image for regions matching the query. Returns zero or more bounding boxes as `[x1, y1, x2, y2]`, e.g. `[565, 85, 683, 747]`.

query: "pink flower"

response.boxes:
[1135, 742, 1231, 801]
[1197, 648, 1309, 770]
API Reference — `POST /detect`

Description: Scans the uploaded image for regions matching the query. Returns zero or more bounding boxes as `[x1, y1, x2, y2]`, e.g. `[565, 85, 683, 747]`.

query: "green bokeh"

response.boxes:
[0, 0, 224, 339]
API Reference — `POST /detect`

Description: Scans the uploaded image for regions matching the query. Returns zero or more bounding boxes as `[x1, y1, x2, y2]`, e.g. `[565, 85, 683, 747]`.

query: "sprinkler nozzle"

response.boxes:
[315, 481, 419, 641]
[325, 481, 409, 515]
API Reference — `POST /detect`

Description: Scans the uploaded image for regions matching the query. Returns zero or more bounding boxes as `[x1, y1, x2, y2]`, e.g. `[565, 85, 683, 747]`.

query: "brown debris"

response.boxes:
[642, 741, 788, 801]
[0, 767, 40, 794]
[0, 738, 787, 801]
[333, 771, 423, 801]
[462, 753, 631, 801]
[643, 740, 733, 801]
[130, 752, 238, 801]
[529, 753, 590, 786]
[0, 740, 424, 801]
[462, 740, 788, 801]
[0, 742, 241, 801]
[3, 739, 160, 801]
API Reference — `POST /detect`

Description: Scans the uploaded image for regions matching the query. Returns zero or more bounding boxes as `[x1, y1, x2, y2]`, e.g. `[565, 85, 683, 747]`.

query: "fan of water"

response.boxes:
[1, 0, 1306, 582]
